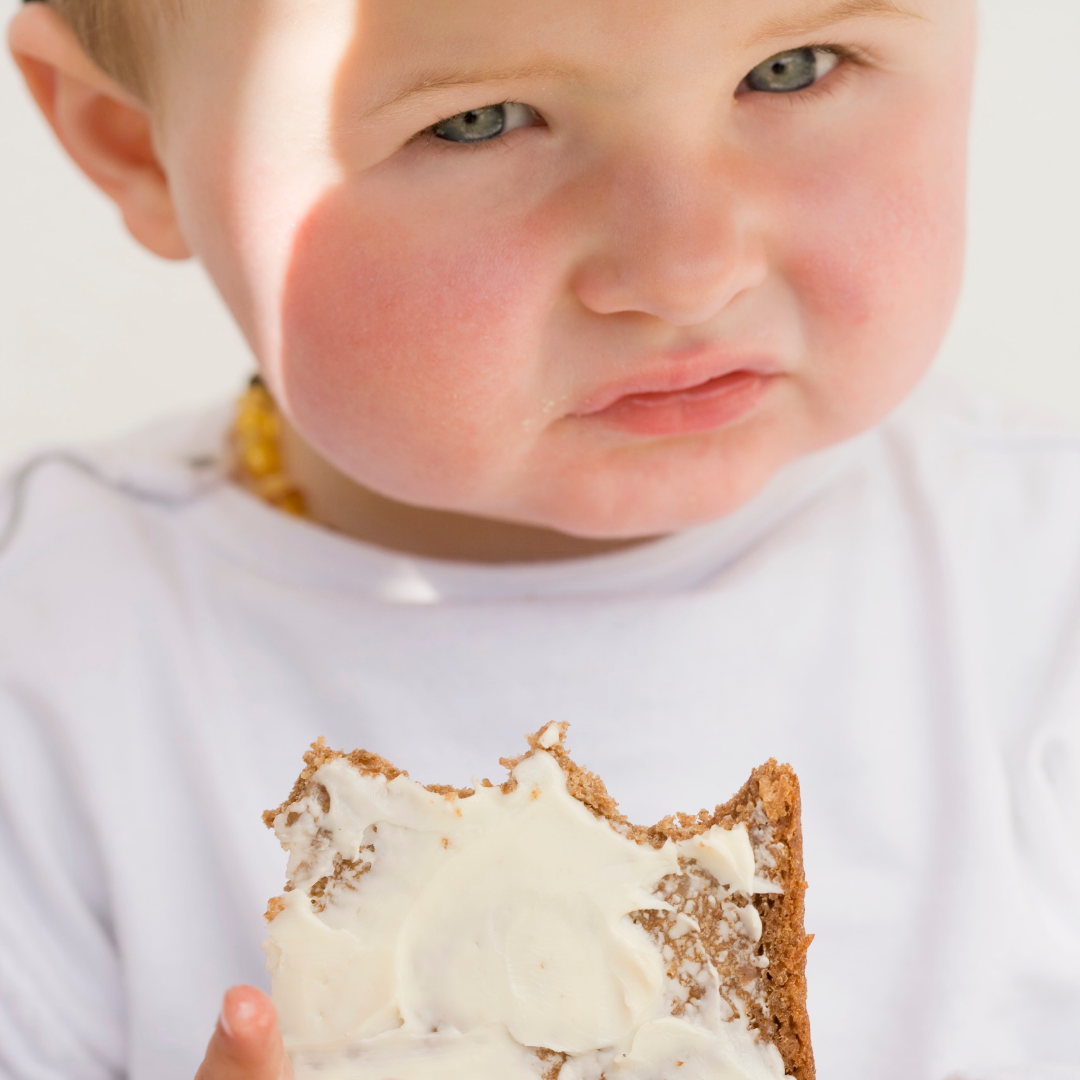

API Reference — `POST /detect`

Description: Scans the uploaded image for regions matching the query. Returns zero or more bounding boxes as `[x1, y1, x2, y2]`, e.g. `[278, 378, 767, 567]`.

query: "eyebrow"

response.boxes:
[362, 61, 583, 120]
[746, 0, 926, 46]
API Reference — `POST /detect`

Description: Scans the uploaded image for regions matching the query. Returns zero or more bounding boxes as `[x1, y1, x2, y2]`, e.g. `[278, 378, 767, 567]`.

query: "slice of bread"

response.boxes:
[264, 725, 813, 1080]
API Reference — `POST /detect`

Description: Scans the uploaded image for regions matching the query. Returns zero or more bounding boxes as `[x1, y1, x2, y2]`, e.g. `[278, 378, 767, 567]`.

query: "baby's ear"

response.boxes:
[8, 3, 190, 260]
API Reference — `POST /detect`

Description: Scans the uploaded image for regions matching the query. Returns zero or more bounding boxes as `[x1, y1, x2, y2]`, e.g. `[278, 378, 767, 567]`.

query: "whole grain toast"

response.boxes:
[265, 724, 813, 1079]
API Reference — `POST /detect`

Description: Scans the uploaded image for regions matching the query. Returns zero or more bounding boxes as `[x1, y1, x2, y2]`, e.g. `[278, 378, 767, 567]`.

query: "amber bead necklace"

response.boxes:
[230, 376, 309, 518]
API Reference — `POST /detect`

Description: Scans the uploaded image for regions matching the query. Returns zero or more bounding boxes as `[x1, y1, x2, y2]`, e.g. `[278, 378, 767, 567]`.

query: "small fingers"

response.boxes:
[195, 986, 292, 1080]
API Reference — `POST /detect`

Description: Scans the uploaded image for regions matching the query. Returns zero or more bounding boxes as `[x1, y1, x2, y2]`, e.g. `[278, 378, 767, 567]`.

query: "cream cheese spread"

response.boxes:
[265, 732, 787, 1080]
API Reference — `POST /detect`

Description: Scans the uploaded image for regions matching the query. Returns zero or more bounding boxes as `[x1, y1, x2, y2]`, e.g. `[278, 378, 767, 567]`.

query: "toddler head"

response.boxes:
[11, 0, 975, 543]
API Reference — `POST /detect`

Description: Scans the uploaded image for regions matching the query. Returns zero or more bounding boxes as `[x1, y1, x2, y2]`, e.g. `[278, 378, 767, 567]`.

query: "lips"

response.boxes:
[572, 353, 780, 438]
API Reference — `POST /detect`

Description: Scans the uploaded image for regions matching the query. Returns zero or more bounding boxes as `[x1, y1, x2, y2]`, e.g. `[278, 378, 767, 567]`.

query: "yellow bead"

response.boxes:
[235, 411, 262, 438]
[243, 441, 281, 477]
[280, 491, 307, 516]
[256, 473, 291, 500]
[236, 407, 278, 442]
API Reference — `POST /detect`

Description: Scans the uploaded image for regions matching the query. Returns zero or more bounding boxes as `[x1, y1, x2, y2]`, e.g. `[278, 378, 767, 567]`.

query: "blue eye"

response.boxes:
[743, 47, 841, 93]
[431, 102, 539, 143]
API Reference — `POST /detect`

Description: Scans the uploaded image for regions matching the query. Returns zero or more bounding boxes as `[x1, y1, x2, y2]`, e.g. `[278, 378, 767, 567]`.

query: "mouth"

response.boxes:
[572, 354, 781, 438]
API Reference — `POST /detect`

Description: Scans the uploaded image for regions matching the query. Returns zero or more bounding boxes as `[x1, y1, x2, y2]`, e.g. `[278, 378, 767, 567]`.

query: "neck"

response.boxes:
[278, 420, 655, 564]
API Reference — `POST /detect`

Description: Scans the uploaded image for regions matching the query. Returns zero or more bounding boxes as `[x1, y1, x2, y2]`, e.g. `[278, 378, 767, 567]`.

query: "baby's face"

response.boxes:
[160, 0, 974, 538]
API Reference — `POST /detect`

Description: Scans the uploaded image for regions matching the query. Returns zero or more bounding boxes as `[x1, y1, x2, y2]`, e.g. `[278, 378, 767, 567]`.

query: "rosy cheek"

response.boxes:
[776, 90, 968, 427]
[278, 183, 554, 501]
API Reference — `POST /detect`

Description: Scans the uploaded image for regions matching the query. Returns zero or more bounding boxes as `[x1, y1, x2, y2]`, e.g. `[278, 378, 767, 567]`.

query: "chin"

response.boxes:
[506, 427, 805, 540]
[512, 462, 786, 541]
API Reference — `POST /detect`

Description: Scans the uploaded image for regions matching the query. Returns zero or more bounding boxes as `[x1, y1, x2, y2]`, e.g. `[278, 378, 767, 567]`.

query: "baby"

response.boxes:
[2, 0, 1077, 1078]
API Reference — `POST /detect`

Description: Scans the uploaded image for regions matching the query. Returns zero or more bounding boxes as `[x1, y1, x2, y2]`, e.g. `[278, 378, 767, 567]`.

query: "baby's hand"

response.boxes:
[195, 986, 293, 1080]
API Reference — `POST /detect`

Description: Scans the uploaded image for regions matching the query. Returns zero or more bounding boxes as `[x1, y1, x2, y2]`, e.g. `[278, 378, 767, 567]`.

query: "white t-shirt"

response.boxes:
[0, 378, 1077, 1080]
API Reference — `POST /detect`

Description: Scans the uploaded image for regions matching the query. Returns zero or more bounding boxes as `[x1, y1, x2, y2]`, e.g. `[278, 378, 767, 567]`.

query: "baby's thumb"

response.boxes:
[196, 985, 292, 1080]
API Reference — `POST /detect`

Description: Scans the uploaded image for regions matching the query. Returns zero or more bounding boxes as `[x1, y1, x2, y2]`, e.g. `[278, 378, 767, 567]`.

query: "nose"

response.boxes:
[570, 151, 767, 326]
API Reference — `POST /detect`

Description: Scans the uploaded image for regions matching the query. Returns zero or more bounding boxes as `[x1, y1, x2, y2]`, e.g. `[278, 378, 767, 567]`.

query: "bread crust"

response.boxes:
[673, 761, 814, 1080]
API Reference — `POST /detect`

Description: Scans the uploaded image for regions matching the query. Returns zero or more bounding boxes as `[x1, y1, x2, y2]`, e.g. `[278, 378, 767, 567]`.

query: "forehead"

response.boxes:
[175, 0, 943, 98]
[362, 0, 922, 58]
[336, 0, 928, 109]
[370, 0, 921, 36]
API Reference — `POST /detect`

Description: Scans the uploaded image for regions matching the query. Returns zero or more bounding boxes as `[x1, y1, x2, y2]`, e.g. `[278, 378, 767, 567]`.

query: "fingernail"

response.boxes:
[218, 1007, 234, 1040]
[235, 998, 260, 1028]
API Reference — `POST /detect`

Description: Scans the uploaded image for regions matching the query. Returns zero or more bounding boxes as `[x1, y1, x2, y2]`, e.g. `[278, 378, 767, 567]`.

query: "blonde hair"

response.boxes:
[40, 0, 159, 99]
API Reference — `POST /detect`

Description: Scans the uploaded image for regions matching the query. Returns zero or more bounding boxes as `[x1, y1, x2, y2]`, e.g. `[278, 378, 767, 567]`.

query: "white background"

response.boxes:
[1, 0, 1078, 468]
